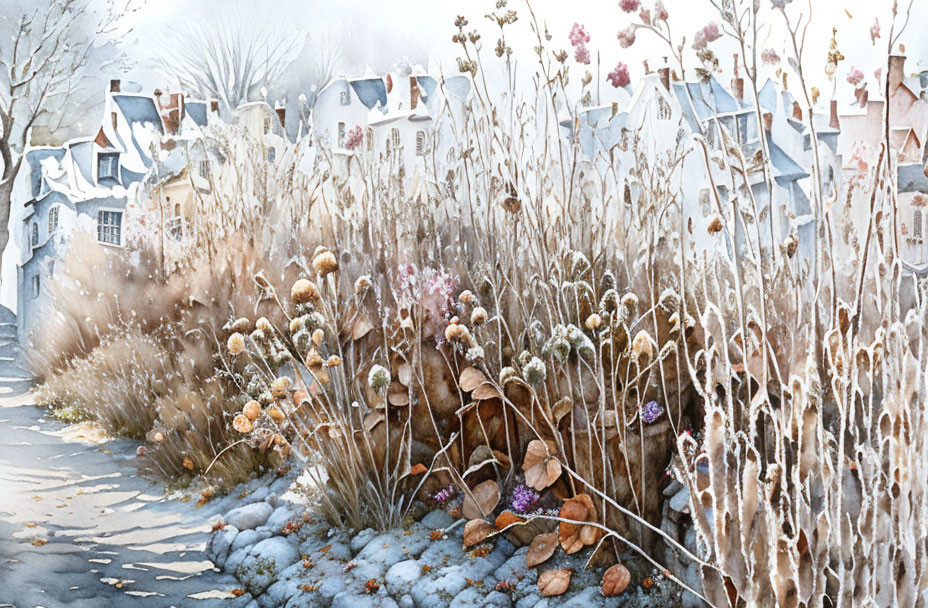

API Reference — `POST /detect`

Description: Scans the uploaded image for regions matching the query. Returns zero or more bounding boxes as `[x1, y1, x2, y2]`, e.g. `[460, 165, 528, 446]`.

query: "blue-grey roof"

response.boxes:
[758, 80, 778, 112]
[112, 95, 164, 134]
[25, 148, 65, 198]
[69, 141, 94, 184]
[767, 135, 808, 183]
[416, 76, 438, 101]
[444, 75, 472, 100]
[899, 163, 928, 193]
[349, 79, 387, 109]
[186, 101, 208, 126]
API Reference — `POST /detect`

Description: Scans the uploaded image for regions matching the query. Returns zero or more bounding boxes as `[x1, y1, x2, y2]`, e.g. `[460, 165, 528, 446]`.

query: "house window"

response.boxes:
[340, 90, 350, 106]
[338, 122, 346, 147]
[416, 131, 426, 156]
[391, 128, 400, 148]
[915, 208, 923, 240]
[97, 210, 122, 245]
[48, 260, 54, 276]
[267, 147, 276, 163]
[263, 116, 271, 135]
[30, 222, 38, 247]
[366, 128, 373, 151]
[98, 152, 119, 181]
[48, 206, 58, 234]
[111, 112, 118, 132]
[657, 97, 671, 120]
[32, 274, 39, 299]
[198, 159, 209, 178]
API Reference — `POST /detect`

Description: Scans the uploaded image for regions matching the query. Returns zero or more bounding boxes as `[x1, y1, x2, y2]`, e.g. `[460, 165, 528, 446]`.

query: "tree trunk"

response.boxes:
[0, 177, 13, 289]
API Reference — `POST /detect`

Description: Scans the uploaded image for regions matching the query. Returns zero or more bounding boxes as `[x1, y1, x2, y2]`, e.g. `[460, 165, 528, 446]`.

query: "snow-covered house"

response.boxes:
[14, 80, 217, 341]
[837, 54, 928, 269]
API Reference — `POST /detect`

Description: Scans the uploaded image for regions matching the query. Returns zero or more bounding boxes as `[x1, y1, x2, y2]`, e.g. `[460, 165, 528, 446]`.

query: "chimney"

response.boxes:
[731, 54, 744, 99]
[643, 60, 651, 75]
[153, 89, 163, 105]
[658, 66, 670, 91]
[409, 77, 419, 110]
[110, 79, 121, 93]
[275, 106, 286, 127]
[763, 112, 773, 133]
[792, 101, 802, 121]
[856, 87, 869, 108]
[829, 99, 840, 130]
[386, 74, 393, 94]
[209, 100, 219, 113]
[889, 55, 906, 90]
[782, 72, 788, 90]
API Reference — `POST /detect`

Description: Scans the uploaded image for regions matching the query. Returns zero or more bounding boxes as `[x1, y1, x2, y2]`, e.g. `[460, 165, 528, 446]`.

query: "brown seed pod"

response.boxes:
[312, 250, 338, 275]
[291, 279, 319, 304]
[537, 569, 571, 596]
[243, 400, 262, 421]
[601, 563, 631, 596]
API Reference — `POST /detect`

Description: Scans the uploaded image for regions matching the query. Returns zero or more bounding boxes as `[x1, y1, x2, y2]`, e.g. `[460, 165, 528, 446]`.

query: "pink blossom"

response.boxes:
[344, 125, 363, 150]
[874, 68, 882, 84]
[870, 18, 880, 44]
[691, 22, 721, 51]
[618, 0, 640, 13]
[653, 0, 668, 22]
[761, 48, 779, 65]
[617, 25, 637, 48]
[846, 67, 864, 87]
[574, 44, 591, 65]
[638, 8, 650, 25]
[568, 23, 590, 47]
[607, 62, 631, 88]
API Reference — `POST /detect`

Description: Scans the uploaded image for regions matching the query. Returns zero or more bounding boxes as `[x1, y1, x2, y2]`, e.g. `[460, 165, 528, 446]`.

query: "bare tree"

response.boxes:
[0, 0, 127, 287]
[151, 4, 301, 112]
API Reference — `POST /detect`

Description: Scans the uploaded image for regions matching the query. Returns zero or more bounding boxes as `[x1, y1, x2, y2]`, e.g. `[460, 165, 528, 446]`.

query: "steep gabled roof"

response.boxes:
[112, 94, 164, 134]
[349, 78, 388, 110]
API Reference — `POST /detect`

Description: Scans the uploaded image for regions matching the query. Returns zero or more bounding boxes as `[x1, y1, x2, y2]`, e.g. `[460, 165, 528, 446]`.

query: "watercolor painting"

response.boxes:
[1, 0, 927, 606]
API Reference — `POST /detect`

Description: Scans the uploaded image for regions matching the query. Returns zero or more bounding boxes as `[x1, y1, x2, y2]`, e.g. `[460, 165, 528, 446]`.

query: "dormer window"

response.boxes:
[48, 205, 59, 234]
[263, 116, 271, 135]
[340, 91, 350, 106]
[98, 152, 119, 181]
[198, 159, 210, 178]
[338, 122, 346, 147]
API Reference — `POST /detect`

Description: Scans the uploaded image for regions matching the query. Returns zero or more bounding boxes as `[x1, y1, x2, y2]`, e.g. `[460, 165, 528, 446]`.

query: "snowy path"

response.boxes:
[0, 383, 253, 608]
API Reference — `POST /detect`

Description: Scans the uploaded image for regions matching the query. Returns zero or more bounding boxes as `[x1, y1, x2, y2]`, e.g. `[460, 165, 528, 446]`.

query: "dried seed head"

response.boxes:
[152, 431, 165, 444]
[266, 406, 285, 423]
[621, 293, 638, 312]
[227, 332, 246, 355]
[523, 356, 547, 385]
[707, 214, 723, 234]
[291, 279, 319, 304]
[233, 414, 254, 433]
[471, 307, 488, 326]
[270, 376, 291, 397]
[312, 250, 339, 276]
[312, 328, 325, 346]
[631, 330, 654, 360]
[466, 345, 485, 364]
[256, 317, 272, 332]
[326, 355, 342, 367]
[459, 290, 475, 304]
[289, 317, 304, 334]
[243, 400, 262, 421]
[354, 275, 372, 295]
[230, 317, 252, 333]
[306, 349, 324, 369]
[368, 364, 391, 390]
[585, 314, 602, 330]
[445, 322, 467, 342]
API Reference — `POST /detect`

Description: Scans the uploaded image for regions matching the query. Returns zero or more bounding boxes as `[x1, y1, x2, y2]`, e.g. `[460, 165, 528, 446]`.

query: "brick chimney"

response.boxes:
[110, 79, 121, 93]
[829, 99, 840, 130]
[763, 112, 773, 133]
[658, 66, 670, 91]
[409, 77, 419, 110]
[275, 106, 286, 128]
[209, 100, 219, 113]
[889, 55, 906, 90]
[856, 87, 869, 108]
[792, 101, 802, 121]
[643, 60, 651, 75]
[386, 74, 393, 94]
[731, 54, 744, 100]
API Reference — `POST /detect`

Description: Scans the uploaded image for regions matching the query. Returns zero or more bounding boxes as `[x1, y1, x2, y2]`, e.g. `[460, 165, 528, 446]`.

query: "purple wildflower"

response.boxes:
[617, 25, 636, 48]
[344, 125, 363, 150]
[509, 484, 540, 513]
[568, 23, 591, 47]
[607, 62, 630, 88]
[433, 485, 455, 503]
[641, 400, 664, 424]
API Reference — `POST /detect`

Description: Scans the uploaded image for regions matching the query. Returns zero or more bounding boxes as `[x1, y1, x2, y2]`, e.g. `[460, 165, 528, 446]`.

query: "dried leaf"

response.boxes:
[551, 398, 573, 425]
[462, 479, 500, 520]
[387, 381, 410, 406]
[558, 493, 599, 554]
[397, 361, 412, 386]
[462, 519, 495, 548]
[409, 463, 428, 475]
[472, 383, 502, 400]
[526, 532, 558, 567]
[495, 511, 523, 530]
[459, 366, 489, 392]
[351, 314, 374, 340]
[537, 569, 571, 596]
[522, 439, 562, 491]
[601, 563, 631, 596]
